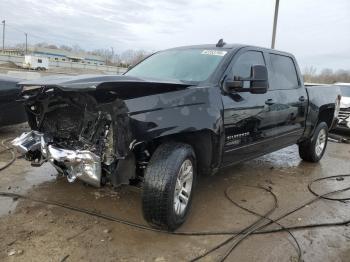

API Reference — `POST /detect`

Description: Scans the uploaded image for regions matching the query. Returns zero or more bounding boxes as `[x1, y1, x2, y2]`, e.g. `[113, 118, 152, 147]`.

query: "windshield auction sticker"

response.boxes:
[201, 50, 227, 56]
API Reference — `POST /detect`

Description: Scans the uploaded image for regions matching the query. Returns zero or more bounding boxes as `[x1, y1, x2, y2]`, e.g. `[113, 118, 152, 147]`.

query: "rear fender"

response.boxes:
[302, 86, 341, 140]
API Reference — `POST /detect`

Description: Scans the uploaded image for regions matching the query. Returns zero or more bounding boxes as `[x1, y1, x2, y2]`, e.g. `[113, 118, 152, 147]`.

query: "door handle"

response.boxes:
[299, 96, 305, 102]
[265, 98, 276, 105]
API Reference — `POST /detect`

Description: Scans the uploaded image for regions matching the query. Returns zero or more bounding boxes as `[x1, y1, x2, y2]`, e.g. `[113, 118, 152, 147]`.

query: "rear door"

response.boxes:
[265, 53, 308, 142]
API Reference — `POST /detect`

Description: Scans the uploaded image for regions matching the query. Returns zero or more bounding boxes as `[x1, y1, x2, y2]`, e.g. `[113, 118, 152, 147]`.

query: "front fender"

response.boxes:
[101, 86, 223, 158]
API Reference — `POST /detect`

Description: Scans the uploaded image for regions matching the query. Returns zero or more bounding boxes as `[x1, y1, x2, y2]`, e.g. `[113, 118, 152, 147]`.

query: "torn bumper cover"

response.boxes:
[11, 131, 102, 187]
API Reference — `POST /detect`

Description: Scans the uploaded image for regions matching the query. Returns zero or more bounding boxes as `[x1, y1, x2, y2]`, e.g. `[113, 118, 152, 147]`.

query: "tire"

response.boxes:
[142, 142, 196, 231]
[299, 122, 328, 162]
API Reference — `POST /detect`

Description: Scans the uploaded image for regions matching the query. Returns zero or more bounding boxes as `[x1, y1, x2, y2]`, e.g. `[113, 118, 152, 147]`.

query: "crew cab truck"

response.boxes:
[12, 42, 340, 230]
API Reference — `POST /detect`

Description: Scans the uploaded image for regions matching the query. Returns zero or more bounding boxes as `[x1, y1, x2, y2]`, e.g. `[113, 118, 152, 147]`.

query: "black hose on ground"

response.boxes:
[194, 176, 350, 262]
[0, 184, 349, 238]
[0, 138, 16, 171]
[190, 185, 302, 262]
[1, 140, 350, 261]
[0, 181, 350, 261]
[308, 174, 350, 201]
[220, 186, 301, 262]
[1, 176, 350, 261]
[190, 186, 281, 262]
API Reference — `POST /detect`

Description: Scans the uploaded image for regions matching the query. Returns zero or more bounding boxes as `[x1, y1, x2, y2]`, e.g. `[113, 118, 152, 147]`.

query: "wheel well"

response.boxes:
[147, 130, 219, 176]
[318, 108, 334, 129]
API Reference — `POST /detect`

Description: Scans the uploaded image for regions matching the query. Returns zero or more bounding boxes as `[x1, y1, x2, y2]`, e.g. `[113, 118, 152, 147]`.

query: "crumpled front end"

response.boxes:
[11, 87, 118, 187]
[12, 130, 102, 187]
[11, 75, 198, 188]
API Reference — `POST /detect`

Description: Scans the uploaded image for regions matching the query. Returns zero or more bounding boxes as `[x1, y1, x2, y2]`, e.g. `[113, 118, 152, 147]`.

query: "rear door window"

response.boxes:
[269, 54, 299, 90]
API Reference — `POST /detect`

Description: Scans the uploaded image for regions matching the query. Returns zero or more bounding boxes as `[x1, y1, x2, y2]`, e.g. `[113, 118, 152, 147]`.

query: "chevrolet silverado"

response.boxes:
[11, 42, 341, 230]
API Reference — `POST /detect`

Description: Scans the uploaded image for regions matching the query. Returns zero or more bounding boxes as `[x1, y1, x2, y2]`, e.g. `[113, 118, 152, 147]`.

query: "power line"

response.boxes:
[4, 23, 26, 34]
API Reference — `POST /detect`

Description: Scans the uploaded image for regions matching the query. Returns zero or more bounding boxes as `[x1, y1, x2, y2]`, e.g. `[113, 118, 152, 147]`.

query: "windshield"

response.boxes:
[125, 49, 228, 83]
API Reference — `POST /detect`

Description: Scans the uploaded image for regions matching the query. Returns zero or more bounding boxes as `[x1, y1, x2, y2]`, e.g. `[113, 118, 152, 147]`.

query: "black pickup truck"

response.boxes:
[12, 42, 340, 230]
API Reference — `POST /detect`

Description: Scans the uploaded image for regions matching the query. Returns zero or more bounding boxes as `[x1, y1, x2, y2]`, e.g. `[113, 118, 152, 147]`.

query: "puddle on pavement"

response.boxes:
[254, 145, 302, 168]
[0, 157, 142, 221]
[0, 161, 57, 217]
[23, 163, 57, 187]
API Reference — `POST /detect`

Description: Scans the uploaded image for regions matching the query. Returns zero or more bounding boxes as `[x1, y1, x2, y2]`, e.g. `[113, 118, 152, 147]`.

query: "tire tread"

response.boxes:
[299, 122, 328, 162]
[142, 142, 195, 230]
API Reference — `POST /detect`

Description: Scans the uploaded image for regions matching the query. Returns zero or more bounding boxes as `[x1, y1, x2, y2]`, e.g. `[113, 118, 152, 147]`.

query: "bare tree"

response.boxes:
[34, 42, 49, 48]
[71, 44, 84, 53]
[120, 49, 149, 66]
[303, 66, 317, 83]
[60, 45, 73, 52]
[303, 67, 350, 84]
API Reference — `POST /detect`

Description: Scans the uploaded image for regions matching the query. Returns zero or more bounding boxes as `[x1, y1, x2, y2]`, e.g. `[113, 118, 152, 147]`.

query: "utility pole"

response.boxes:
[271, 0, 279, 49]
[2, 20, 5, 53]
[111, 47, 114, 64]
[24, 33, 28, 54]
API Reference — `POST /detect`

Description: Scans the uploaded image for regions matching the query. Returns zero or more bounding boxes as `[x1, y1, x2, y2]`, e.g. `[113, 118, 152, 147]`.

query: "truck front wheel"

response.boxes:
[299, 122, 328, 162]
[142, 142, 196, 231]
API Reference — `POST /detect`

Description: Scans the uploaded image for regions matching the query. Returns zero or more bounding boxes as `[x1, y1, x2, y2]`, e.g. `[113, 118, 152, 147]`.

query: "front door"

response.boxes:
[222, 50, 280, 165]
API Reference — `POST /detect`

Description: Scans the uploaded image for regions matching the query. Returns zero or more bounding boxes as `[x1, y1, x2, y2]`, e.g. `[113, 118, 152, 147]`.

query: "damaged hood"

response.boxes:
[19, 74, 192, 91]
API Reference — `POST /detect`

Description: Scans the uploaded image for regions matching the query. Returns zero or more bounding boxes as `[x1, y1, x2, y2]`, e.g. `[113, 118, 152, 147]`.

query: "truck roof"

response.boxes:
[167, 43, 295, 57]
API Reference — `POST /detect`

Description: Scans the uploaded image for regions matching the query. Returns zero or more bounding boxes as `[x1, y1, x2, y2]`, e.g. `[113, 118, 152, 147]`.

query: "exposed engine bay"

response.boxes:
[39, 93, 113, 159]
[12, 88, 135, 187]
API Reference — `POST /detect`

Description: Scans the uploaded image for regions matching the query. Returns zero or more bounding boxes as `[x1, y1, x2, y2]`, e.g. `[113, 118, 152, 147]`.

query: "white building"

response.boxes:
[30, 47, 105, 65]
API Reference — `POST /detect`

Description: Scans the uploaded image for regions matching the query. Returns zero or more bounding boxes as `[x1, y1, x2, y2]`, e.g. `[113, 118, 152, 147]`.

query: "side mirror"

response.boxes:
[250, 65, 268, 94]
[224, 65, 268, 94]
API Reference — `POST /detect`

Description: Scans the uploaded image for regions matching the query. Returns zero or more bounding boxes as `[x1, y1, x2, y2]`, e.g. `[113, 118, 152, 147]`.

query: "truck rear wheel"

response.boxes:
[142, 142, 196, 231]
[299, 122, 328, 162]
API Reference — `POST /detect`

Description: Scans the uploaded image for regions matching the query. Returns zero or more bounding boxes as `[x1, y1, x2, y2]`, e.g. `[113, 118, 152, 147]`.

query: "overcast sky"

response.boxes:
[1, 0, 349, 71]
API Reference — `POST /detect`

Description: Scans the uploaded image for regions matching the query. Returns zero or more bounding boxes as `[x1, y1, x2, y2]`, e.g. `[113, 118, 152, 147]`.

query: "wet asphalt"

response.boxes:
[0, 124, 349, 261]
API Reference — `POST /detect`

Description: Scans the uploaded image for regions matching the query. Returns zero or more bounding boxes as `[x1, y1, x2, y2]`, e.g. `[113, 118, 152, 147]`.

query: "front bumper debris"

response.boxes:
[11, 131, 44, 154]
[338, 107, 350, 129]
[11, 131, 102, 187]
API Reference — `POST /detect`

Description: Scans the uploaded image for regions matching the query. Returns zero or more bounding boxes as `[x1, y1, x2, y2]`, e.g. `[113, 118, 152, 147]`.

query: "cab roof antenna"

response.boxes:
[216, 39, 226, 47]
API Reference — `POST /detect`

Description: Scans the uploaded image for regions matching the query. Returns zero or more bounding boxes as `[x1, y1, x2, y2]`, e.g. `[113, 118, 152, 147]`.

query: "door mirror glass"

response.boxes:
[224, 65, 268, 94]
